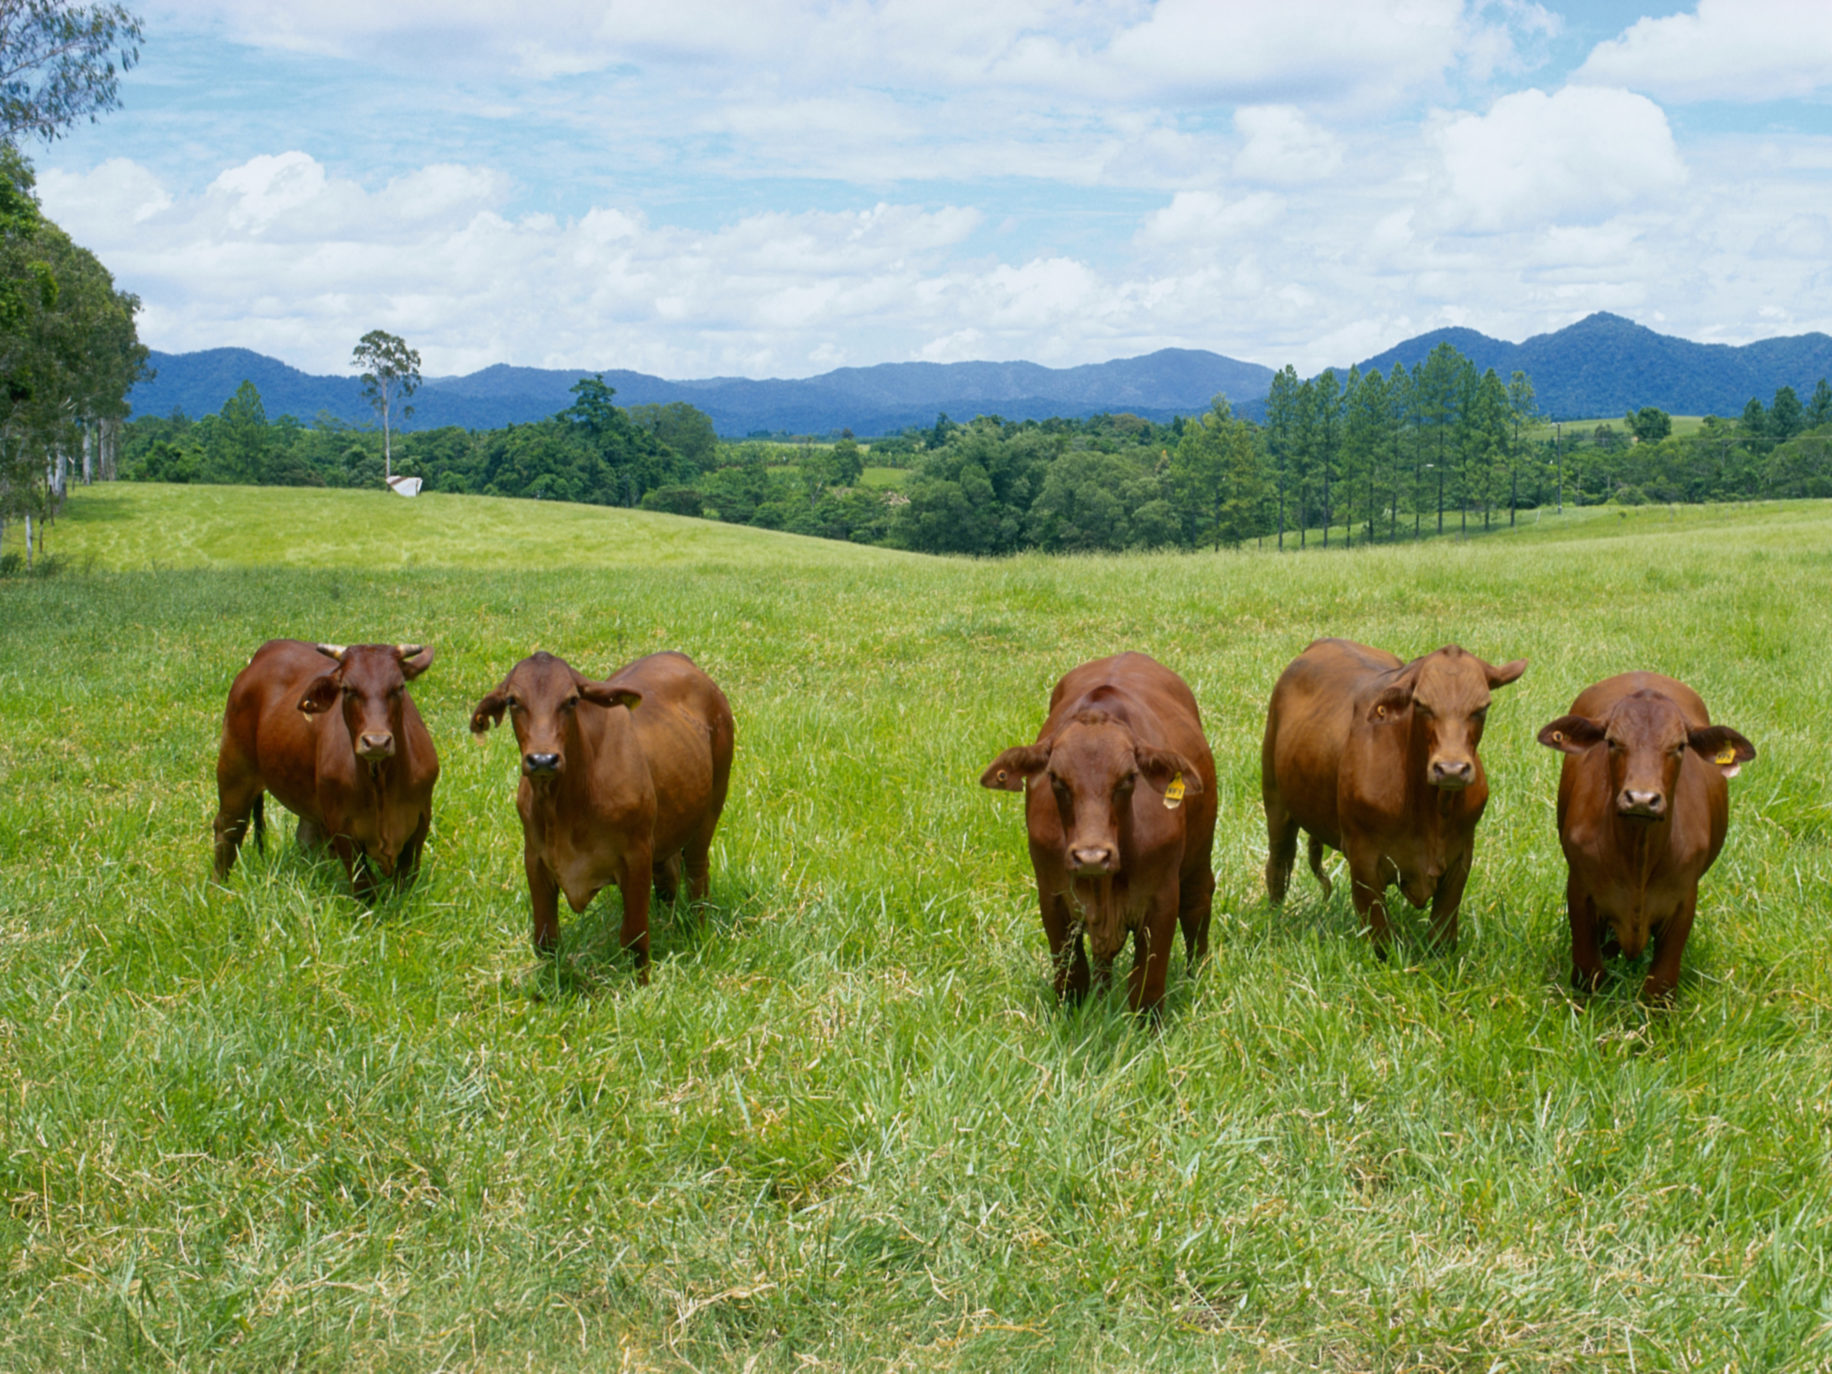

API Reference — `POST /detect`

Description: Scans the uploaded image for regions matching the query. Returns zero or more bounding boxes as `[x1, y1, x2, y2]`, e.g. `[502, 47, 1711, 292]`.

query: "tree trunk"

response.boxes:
[24, 511, 32, 571]
[82, 422, 93, 485]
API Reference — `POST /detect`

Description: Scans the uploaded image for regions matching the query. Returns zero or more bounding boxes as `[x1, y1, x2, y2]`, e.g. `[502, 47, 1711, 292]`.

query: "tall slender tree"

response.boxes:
[352, 329, 420, 482]
[1263, 365, 1300, 551]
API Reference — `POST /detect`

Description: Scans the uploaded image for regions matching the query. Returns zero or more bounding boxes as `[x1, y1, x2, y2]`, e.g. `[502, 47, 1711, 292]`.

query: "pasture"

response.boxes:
[4, 485, 1831, 1371]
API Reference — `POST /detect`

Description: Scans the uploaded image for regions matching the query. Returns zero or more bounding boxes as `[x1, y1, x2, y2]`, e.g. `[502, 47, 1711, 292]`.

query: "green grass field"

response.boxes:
[4, 484, 1832, 1371]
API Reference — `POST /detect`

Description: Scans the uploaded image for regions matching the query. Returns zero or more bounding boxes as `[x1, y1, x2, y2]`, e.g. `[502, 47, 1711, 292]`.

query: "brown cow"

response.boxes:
[470, 651, 734, 976]
[1538, 673, 1755, 1002]
[1261, 639, 1526, 951]
[214, 640, 439, 897]
[980, 652, 1216, 1016]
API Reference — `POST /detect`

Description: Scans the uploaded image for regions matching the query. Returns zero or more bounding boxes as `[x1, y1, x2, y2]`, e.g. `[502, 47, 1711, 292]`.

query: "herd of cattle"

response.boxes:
[212, 637, 1756, 1009]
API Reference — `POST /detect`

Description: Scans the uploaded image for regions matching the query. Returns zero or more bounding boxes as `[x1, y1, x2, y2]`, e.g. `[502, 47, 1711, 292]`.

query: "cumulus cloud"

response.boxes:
[1575, 0, 1832, 103]
[1429, 86, 1686, 233]
[1135, 190, 1287, 250]
[1232, 106, 1344, 185]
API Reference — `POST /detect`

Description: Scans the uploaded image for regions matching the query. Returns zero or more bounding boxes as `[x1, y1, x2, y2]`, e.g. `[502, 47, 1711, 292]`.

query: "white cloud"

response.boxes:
[170, 0, 1509, 109]
[1135, 190, 1287, 250]
[1232, 106, 1344, 185]
[1429, 86, 1686, 233]
[1575, 0, 1832, 103]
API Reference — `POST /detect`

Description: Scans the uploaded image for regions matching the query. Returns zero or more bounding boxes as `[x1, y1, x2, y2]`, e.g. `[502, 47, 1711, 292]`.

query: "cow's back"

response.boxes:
[220, 639, 330, 819]
[1263, 638, 1402, 843]
[604, 652, 735, 849]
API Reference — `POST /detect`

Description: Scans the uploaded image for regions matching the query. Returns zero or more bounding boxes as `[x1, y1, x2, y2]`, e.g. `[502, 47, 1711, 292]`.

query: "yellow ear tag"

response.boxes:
[1715, 745, 1736, 766]
[1163, 774, 1186, 810]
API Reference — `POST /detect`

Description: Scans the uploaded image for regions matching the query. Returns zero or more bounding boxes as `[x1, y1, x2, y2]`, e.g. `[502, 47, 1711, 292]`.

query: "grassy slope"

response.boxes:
[4, 485, 1832, 1371]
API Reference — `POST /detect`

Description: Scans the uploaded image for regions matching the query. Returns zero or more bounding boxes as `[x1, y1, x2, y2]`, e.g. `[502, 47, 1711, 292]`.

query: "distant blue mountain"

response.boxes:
[130, 314, 1832, 435]
[129, 347, 1277, 437]
[1342, 312, 1832, 420]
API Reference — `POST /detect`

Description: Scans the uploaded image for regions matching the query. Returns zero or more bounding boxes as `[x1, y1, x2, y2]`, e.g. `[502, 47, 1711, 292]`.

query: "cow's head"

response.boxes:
[298, 642, 433, 762]
[1539, 690, 1754, 822]
[1367, 645, 1526, 791]
[981, 710, 1201, 877]
[469, 652, 640, 782]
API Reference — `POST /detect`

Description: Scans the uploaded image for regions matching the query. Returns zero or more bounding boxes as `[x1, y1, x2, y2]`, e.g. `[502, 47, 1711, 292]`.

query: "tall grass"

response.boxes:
[2, 484, 1830, 1370]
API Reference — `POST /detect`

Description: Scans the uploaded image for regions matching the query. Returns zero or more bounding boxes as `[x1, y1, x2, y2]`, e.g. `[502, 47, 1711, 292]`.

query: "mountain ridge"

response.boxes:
[129, 314, 1832, 436]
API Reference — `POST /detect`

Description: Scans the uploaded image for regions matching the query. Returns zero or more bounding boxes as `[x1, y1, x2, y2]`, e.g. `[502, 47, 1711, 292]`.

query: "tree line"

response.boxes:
[113, 342, 1832, 558]
[0, 0, 149, 571]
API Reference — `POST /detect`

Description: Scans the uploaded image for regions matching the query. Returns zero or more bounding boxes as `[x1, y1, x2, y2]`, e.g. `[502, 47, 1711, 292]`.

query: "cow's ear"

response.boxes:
[1538, 715, 1604, 754]
[1367, 685, 1413, 723]
[1135, 745, 1203, 797]
[579, 682, 642, 710]
[1689, 725, 1755, 778]
[298, 673, 341, 715]
[1486, 658, 1528, 689]
[470, 685, 509, 734]
[396, 644, 434, 679]
[980, 744, 1048, 791]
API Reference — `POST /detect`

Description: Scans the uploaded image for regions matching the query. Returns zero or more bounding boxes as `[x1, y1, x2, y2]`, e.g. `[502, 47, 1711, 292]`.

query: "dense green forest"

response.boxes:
[114, 343, 1832, 558]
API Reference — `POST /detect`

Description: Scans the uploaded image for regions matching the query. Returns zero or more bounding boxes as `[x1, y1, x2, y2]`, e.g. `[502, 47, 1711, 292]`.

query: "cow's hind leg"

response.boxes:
[1307, 834, 1333, 900]
[652, 851, 683, 905]
[395, 812, 430, 887]
[1264, 800, 1299, 904]
[1178, 864, 1215, 968]
[682, 814, 717, 903]
[296, 815, 328, 854]
[212, 777, 263, 881]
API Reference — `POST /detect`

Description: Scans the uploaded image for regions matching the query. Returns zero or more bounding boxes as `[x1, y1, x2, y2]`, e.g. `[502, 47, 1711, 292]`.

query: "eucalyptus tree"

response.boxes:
[352, 329, 420, 482]
[0, 0, 142, 143]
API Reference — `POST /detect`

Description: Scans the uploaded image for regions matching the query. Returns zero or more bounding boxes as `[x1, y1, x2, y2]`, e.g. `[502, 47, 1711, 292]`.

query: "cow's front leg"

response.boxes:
[1568, 873, 1605, 993]
[1427, 849, 1471, 950]
[1040, 889, 1089, 1002]
[1128, 880, 1180, 1018]
[526, 844, 561, 954]
[618, 847, 654, 983]
[1642, 896, 1694, 1004]
[1346, 844, 1393, 958]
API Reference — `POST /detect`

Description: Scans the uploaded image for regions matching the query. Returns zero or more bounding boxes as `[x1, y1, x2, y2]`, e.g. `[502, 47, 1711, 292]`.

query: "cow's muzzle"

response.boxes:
[1069, 844, 1118, 876]
[357, 732, 395, 761]
[1429, 759, 1474, 790]
[522, 752, 562, 776]
[1618, 789, 1666, 820]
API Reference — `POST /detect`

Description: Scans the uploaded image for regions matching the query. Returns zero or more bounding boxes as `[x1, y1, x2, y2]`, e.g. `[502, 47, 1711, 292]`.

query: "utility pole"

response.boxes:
[1555, 421, 1563, 514]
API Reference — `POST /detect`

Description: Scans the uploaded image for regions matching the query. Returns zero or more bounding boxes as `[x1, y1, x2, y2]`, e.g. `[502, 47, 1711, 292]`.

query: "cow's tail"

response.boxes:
[252, 793, 266, 854]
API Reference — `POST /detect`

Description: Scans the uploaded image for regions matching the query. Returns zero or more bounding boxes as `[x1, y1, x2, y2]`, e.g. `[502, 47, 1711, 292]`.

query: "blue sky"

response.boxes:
[29, 0, 1832, 379]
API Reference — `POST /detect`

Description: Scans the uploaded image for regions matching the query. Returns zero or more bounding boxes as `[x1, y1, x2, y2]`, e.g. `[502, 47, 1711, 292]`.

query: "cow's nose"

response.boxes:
[523, 752, 561, 775]
[1429, 759, 1474, 789]
[358, 731, 394, 759]
[1069, 845, 1117, 874]
[1619, 789, 1665, 818]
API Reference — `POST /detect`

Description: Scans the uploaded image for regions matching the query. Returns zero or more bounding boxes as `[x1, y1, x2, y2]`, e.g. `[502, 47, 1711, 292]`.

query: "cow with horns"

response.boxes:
[213, 640, 440, 896]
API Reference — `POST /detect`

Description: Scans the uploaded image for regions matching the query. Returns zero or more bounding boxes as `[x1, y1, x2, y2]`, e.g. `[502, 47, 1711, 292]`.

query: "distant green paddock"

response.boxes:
[857, 465, 908, 489]
[1527, 415, 1713, 441]
[4, 483, 1832, 1370]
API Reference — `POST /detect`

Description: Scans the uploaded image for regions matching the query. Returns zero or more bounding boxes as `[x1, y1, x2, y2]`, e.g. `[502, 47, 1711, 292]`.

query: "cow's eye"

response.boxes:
[1413, 702, 1433, 718]
[562, 695, 579, 711]
[1472, 708, 1488, 724]
[506, 696, 522, 712]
